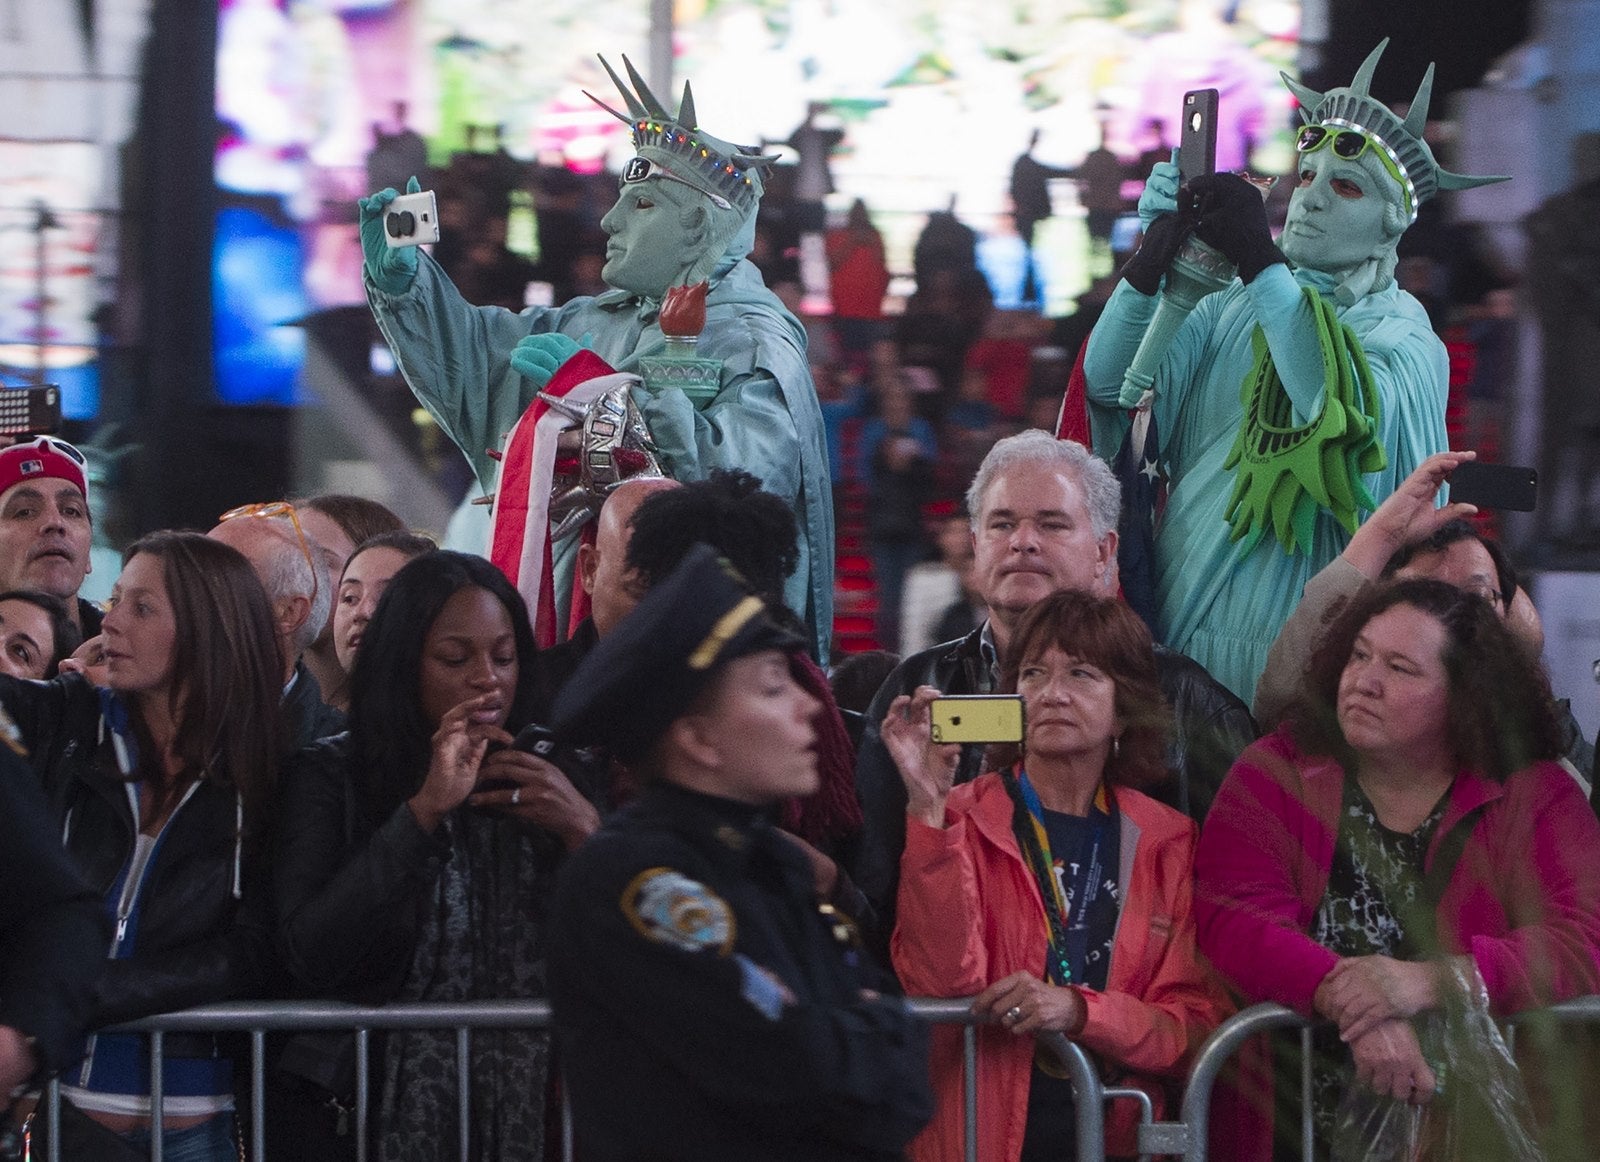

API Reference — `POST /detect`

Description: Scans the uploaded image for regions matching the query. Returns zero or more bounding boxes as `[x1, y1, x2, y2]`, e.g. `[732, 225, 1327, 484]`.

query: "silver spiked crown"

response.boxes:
[586, 55, 778, 218]
[1281, 38, 1508, 221]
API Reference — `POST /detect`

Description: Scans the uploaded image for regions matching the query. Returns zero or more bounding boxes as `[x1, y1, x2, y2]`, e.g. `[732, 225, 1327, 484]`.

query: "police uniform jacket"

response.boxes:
[549, 781, 932, 1161]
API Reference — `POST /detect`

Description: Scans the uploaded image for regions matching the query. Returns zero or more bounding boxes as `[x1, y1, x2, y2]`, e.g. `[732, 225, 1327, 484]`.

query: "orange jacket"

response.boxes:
[892, 772, 1230, 1161]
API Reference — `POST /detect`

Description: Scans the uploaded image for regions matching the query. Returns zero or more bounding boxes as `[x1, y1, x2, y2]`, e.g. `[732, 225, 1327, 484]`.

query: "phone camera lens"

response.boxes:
[385, 210, 416, 238]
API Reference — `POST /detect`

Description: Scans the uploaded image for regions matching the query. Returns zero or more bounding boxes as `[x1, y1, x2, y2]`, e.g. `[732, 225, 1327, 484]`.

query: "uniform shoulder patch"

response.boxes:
[621, 867, 735, 955]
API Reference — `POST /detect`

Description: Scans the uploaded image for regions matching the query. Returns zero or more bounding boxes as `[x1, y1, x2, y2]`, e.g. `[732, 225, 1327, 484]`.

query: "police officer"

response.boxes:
[548, 544, 932, 1160]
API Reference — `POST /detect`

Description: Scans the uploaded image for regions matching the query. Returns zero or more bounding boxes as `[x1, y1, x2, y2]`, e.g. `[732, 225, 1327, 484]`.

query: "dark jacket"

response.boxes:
[0, 673, 274, 1027]
[273, 733, 450, 1001]
[850, 625, 1258, 935]
[0, 734, 105, 1077]
[549, 782, 932, 1161]
[283, 661, 346, 754]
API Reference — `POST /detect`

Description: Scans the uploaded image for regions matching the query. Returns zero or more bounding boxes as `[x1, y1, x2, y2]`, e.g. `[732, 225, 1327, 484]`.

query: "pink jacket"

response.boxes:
[892, 772, 1231, 1162]
[1194, 727, 1600, 1019]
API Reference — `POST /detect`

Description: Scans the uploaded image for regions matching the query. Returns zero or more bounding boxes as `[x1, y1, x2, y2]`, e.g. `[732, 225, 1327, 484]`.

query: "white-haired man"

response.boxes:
[209, 502, 342, 748]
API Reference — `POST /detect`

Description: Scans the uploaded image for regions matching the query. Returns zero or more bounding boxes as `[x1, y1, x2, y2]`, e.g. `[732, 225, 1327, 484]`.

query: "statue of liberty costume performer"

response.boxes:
[359, 58, 834, 661]
[1083, 40, 1506, 702]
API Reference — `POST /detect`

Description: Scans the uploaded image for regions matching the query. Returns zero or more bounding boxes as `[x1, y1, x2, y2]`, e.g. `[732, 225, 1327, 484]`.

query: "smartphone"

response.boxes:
[1178, 89, 1219, 186]
[477, 725, 559, 793]
[0, 384, 61, 437]
[383, 189, 440, 248]
[512, 723, 559, 758]
[1448, 461, 1537, 512]
[929, 696, 1025, 745]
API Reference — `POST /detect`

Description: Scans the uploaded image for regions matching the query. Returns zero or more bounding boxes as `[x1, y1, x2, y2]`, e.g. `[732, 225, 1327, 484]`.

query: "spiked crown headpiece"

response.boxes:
[1281, 38, 1508, 223]
[587, 55, 777, 218]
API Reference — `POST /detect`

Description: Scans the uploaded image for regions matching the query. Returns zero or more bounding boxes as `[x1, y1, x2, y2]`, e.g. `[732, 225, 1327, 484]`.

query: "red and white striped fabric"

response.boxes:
[487, 348, 633, 647]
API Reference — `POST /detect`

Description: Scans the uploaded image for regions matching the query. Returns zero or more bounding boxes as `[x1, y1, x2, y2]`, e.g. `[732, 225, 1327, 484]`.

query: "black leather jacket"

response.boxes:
[1, 674, 274, 1027]
[850, 625, 1258, 932]
[273, 733, 452, 1002]
[0, 737, 105, 1077]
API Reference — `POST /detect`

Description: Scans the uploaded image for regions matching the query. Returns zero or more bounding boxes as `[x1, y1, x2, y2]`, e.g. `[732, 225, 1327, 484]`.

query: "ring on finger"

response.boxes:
[511, 787, 521, 805]
[1005, 1005, 1023, 1024]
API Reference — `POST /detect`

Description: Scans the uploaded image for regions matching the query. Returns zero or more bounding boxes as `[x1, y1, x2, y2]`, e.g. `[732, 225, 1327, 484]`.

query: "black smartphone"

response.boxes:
[512, 723, 559, 758]
[477, 725, 559, 795]
[1178, 89, 1219, 186]
[1448, 461, 1537, 512]
[0, 384, 62, 437]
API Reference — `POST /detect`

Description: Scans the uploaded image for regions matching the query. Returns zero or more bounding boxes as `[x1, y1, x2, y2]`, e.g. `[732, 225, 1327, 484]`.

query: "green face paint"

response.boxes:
[599, 177, 703, 298]
[1280, 147, 1399, 277]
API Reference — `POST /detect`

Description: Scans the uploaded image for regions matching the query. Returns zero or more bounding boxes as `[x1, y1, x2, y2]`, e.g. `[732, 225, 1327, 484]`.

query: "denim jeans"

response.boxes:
[119, 1112, 237, 1162]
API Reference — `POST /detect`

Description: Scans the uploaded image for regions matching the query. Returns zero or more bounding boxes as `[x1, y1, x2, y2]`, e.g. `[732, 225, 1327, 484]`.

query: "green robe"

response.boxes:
[1083, 264, 1448, 702]
[366, 247, 834, 662]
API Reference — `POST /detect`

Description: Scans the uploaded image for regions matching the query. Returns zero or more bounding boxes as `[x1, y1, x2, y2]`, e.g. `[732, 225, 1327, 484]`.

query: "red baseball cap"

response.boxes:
[0, 437, 89, 513]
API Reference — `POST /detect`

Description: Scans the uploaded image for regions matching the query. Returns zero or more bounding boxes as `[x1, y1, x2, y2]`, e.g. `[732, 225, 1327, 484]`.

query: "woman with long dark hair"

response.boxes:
[4, 530, 283, 1160]
[274, 550, 598, 1161]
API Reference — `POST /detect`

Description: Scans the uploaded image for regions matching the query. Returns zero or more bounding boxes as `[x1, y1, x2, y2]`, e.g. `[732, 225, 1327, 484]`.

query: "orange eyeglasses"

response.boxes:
[217, 500, 320, 606]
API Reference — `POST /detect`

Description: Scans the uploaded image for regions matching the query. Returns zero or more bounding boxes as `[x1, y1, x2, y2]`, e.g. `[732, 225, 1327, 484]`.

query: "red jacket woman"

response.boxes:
[884, 592, 1230, 1161]
[896, 774, 1227, 1159]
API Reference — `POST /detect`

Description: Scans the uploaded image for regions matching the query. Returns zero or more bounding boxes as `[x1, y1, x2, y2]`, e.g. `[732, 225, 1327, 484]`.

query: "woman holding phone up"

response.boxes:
[884, 590, 1228, 1161]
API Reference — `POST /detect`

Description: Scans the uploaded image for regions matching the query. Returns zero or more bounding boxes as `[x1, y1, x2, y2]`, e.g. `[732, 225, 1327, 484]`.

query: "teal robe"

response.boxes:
[366, 243, 834, 662]
[1083, 264, 1448, 702]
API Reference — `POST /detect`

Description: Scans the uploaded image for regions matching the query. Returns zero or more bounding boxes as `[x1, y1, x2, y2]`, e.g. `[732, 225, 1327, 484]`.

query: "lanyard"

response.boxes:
[1013, 770, 1113, 987]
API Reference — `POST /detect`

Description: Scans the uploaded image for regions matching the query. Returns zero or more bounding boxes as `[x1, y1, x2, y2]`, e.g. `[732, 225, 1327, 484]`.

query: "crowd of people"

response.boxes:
[0, 410, 1596, 1161]
[3, 44, 1599, 1162]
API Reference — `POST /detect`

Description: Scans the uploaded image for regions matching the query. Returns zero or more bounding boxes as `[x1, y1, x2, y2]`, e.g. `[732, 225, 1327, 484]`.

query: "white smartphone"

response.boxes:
[383, 189, 440, 249]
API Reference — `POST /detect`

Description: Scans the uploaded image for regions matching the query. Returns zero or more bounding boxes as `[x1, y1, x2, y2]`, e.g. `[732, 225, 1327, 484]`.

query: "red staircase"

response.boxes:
[832, 417, 880, 654]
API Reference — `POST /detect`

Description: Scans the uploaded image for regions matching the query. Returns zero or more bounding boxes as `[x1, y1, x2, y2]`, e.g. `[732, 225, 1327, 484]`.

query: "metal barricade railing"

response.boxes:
[34, 996, 1117, 1162]
[40, 1000, 560, 1162]
[1146, 995, 1600, 1162]
[63, 990, 1599, 1162]
[906, 998, 1115, 1162]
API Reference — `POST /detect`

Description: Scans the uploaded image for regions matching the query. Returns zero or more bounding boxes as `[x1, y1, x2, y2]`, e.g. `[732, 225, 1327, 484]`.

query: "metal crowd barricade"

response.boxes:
[1144, 995, 1600, 1162]
[41, 1000, 559, 1162]
[49, 994, 1600, 1161]
[36, 996, 1116, 1162]
[906, 998, 1114, 1162]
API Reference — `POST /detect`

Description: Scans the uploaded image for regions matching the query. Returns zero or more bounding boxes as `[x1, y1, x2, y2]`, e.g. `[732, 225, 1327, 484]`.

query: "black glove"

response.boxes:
[1120, 210, 1199, 296]
[1185, 172, 1285, 284]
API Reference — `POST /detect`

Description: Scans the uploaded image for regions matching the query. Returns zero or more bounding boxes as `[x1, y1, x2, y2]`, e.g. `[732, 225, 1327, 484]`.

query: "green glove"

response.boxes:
[359, 176, 422, 296]
[510, 332, 593, 389]
[1138, 155, 1180, 230]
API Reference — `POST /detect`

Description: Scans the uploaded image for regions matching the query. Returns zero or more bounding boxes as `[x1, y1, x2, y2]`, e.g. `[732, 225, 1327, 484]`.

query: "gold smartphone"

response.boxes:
[929, 695, 1025, 744]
